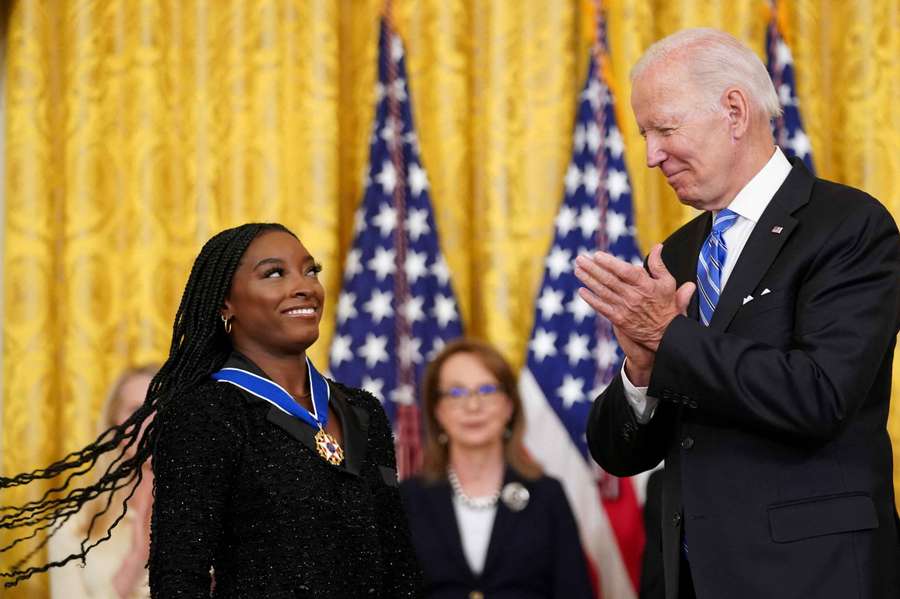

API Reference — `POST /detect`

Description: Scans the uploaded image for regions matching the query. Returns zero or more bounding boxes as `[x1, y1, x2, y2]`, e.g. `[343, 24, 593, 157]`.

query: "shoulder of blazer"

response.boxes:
[399, 475, 427, 498]
[328, 380, 380, 412]
[535, 475, 573, 509]
[777, 161, 898, 248]
[803, 175, 894, 223]
[399, 476, 450, 507]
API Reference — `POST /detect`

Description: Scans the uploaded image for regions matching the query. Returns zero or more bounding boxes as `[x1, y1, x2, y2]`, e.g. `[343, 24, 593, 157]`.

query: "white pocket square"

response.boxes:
[743, 295, 754, 305]
[761, 288, 771, 295]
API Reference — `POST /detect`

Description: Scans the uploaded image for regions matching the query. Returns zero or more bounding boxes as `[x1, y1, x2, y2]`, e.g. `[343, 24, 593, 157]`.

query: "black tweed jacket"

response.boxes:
[149, 352, 423, 598]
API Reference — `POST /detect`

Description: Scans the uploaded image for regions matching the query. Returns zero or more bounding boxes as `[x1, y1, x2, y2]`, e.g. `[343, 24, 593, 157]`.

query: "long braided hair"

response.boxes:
[0, 222, 294, 587]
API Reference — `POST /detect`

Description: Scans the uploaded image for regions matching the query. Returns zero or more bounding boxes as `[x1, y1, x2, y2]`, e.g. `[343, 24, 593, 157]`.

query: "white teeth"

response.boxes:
[286, 307, 315, 316]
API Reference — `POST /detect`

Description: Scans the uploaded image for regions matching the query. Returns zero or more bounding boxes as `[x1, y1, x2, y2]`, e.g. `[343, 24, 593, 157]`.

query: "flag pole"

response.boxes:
[382, 0, 421, 478]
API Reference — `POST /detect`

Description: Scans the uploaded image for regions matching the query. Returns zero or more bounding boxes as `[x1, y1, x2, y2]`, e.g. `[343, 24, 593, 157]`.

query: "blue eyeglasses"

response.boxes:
[440, 383, 502, 403]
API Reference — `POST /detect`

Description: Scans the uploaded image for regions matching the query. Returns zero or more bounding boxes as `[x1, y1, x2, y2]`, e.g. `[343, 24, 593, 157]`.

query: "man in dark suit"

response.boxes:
[575, 28, 900, 599]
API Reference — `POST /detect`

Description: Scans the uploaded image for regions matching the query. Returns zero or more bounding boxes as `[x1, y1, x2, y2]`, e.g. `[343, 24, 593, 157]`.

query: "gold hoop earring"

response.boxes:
[221, 314, 232, 334]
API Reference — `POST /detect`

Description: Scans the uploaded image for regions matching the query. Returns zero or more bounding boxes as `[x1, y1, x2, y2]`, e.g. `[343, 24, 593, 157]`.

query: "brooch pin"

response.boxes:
[500, 482, 530, 512]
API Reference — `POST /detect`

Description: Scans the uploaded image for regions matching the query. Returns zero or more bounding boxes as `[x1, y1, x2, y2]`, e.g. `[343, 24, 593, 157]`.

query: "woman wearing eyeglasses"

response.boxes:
[400, 338, 593, 599]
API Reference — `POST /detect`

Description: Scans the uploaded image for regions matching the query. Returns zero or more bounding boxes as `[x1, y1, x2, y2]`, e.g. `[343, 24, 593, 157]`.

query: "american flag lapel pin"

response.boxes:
[771, 226, 783, 234]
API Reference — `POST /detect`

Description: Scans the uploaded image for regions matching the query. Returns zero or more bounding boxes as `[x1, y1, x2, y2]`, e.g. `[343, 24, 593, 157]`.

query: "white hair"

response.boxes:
[631, 28, 782, 120]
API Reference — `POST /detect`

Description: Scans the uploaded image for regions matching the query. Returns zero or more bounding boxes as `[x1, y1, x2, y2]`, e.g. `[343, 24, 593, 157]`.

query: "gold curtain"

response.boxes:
[2, 1, 898, 596]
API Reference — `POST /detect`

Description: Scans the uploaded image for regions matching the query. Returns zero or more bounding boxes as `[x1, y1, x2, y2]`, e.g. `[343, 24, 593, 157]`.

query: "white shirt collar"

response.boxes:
[724, 147, 793, 223]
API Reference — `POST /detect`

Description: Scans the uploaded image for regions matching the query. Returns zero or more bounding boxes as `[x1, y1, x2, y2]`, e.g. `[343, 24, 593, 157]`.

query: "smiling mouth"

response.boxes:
[283, 307, 317, 317]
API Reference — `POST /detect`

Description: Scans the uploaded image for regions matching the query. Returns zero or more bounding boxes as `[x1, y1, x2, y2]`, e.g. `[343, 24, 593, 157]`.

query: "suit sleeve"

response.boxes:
[587, 373, 675, 476]
[359, 392, 425, 598]
[546, 478, 595, 599]
[648, 200, 900, 442]
[149, 387, 242, 598]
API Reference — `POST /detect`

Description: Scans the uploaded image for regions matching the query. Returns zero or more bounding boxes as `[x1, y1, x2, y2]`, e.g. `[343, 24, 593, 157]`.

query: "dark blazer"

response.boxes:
[400, 469, 594, 599]
[150, 352, 422, 598]
[587, 160, 900, 599]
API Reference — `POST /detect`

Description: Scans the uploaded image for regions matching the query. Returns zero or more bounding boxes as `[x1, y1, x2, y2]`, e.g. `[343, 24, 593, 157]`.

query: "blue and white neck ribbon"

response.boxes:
[212, 356, 331, 430]
[213, 356, 344, 465]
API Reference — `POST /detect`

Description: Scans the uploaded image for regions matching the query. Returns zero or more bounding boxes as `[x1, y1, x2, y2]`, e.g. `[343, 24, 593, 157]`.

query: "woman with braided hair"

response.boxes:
[1, 223, 423, 598]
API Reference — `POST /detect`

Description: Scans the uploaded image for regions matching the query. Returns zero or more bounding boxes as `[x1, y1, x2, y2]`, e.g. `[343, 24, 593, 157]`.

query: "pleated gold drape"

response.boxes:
[2, 1, 898, 597]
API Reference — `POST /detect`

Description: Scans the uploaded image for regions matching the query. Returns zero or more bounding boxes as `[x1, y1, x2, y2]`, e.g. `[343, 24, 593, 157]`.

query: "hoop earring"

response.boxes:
[438, 432, 448, 445]
[221, 314, 232, 334]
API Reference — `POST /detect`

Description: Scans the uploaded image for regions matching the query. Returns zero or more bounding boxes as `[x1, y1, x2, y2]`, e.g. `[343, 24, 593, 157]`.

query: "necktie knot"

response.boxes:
[712, 208, 738, 236]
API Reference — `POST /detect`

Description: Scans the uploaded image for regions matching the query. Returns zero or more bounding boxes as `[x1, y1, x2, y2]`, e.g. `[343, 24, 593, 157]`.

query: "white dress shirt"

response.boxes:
[623, 147, 793, 422]
[452, 495, 497, 575]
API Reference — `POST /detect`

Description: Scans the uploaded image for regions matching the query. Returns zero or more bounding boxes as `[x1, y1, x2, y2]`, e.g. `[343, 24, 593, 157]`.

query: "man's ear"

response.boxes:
[722, 86, 751, 140]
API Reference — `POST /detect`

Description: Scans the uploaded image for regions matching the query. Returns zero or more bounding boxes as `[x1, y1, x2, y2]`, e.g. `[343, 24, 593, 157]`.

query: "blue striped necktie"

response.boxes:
[697, 208, 739, 326]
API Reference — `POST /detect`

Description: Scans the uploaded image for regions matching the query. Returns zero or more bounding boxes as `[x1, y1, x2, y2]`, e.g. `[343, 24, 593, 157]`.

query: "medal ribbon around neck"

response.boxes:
[211, 357, 345, 465]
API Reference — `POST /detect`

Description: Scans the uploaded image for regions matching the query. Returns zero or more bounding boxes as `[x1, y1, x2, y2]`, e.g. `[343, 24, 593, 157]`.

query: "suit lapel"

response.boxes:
[481, 468, 518, 576]
[266, 382, 369, 477]
[218, 351, 321, 456]
[424, 480, 473, 579]
[709, 160, 813, 331]
[662, 212, 711, 321]
[222, 350, 368, 476]
[329, 384, 369, 476]
[266, 406, 318, 454]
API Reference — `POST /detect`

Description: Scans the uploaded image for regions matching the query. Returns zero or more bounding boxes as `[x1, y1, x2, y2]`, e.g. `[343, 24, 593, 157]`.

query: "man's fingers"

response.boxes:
[595, 251, 647, 286]
[577, 287, 620, 322]
[574, 256, 624, 298]
[575, 262, 640, 312]
[675, 281, 696, 315]
[647, 243, 673, 281]
[577, 252, 646, 291]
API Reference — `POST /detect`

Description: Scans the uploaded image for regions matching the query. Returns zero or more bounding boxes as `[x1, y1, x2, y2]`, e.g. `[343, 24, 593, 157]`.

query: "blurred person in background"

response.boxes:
[401, 338, 593, 599]
[49, 365, 158, 599]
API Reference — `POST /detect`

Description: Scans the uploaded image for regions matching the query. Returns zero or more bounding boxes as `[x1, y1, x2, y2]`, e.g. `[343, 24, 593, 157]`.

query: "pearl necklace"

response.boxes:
[447, 468, 500, 510]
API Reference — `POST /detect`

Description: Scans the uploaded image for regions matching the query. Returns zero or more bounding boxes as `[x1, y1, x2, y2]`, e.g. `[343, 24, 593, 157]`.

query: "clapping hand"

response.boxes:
[574, 243, 694, 385]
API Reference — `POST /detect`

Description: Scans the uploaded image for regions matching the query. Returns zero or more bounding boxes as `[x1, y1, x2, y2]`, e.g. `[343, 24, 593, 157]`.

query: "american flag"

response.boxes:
[518, 16, 644, 599]
[329, 18, 464, 478]
[767, 3, 816, 173]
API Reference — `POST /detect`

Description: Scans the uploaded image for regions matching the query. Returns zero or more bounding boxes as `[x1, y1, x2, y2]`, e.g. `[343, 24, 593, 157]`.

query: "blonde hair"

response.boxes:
[631, 28, 781, 120]
[419, 338, 541, 481]
[77, 364, 159, 538]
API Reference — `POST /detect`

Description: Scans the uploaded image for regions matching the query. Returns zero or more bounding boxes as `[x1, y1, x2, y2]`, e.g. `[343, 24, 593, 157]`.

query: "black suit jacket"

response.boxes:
[587, 160, 900, 599]
[400, 469, 594, 599]
[639, 469, 665, 599]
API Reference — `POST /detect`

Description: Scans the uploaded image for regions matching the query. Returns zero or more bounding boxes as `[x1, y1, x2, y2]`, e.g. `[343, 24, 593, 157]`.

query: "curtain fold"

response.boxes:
[3, 1, 899, 596]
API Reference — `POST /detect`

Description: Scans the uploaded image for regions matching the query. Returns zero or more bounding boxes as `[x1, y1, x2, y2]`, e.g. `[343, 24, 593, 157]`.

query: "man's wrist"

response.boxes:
[624, 358, 651, 387]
